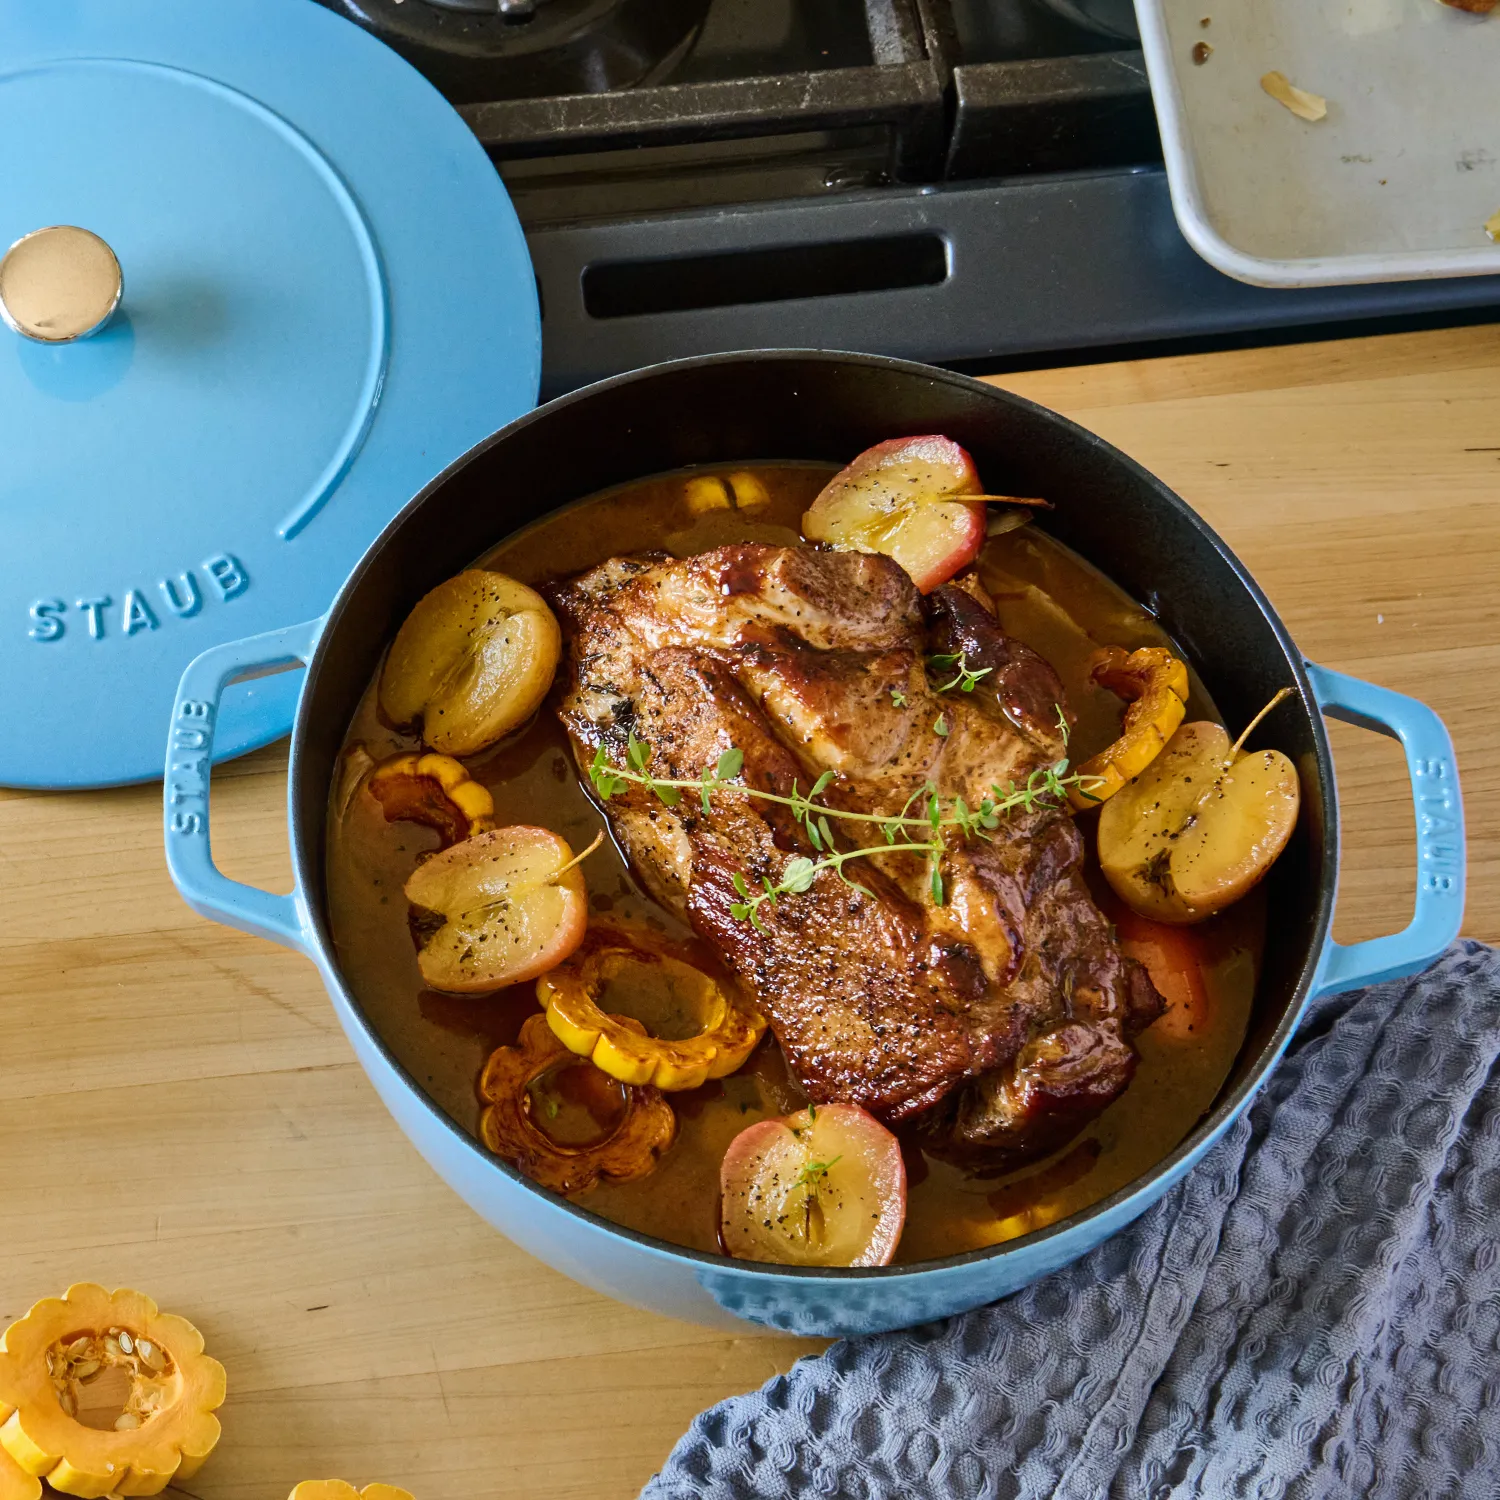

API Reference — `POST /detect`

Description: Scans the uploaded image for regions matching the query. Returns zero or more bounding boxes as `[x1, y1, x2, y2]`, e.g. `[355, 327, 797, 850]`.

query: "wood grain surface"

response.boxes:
[0, 324, 1495, 1500]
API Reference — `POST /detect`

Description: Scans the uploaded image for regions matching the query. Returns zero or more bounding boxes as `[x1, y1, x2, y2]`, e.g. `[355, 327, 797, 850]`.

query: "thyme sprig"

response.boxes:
[728, 843, 938, 932]
[794, 1155, 842, 1194]
[587, 732, 1099, 924]
[927, 651, 995, 694]
[794, 1153, 842, 1244]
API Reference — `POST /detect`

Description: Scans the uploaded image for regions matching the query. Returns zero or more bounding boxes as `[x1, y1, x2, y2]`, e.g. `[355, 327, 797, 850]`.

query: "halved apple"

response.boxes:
[719, 1103, 906, 1267]
[404, 826, 590, 993]
[380, 570, 561, 756]
[800, 436, 986, 593]
[1099, 720, 1300, 923]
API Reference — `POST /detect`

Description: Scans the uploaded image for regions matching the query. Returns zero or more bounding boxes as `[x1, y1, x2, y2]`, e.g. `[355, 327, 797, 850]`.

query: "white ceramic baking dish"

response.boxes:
[1134, 0, 1500, 286]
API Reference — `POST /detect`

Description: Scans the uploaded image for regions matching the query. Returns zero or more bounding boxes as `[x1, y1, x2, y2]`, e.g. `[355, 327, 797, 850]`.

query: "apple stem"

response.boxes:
[459, 829, 606, 922]
[548, 829, 606, 884]
[1226, 687, 1295, 766]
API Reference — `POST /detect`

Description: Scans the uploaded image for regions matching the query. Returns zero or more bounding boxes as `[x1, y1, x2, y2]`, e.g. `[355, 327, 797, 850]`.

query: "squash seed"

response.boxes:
[114, 1411, 141, 1431]
[117, 1330, 134, 1355]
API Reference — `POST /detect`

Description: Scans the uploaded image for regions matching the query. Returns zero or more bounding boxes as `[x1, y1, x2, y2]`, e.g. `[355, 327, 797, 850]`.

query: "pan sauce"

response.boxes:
[326, 463, 1259, 1264]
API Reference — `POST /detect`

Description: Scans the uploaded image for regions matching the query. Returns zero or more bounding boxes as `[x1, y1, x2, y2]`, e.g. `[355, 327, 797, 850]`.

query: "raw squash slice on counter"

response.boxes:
[0, 1447, 38, 1500]
[0, 1284, 225, 1497]
[289, 1485, 415, 1500]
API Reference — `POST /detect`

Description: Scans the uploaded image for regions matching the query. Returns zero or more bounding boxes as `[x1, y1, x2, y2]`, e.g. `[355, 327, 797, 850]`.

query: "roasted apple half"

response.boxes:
[720, 1103, 906, 1267]
[800, 436, 987, 593]
[379, 570, 561, 757]
[1099, 713, 1300, 924]
[403, 826, 591, 992]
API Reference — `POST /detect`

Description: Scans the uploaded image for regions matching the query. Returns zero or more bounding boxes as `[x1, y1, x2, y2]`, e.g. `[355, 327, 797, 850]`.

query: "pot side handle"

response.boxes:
[1305, 662, 1465, 997]
[163, 618, 325, 955]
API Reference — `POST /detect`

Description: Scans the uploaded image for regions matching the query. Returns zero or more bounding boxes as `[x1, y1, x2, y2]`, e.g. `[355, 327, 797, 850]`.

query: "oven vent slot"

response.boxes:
[582, 233, 948, 319]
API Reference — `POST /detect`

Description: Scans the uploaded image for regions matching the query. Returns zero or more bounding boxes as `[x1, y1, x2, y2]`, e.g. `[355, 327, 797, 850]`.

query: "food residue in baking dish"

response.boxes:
[1486, 209, 1500, 242]
[1261, 71, 1328, 122]
[1191, 40, 1213, 64]
[1437, 0, 1496, 14]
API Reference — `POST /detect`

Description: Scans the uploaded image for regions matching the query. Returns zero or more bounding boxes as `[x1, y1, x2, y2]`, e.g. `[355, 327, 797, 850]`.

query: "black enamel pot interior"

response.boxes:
[287, 351, 1337, 1333]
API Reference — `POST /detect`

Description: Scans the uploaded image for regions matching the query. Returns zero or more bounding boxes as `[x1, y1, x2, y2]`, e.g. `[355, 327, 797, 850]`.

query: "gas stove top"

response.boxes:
[324, 0, 1500, 394]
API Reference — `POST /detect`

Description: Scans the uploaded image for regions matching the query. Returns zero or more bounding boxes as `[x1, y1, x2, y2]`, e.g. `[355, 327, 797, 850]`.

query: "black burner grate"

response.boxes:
[455, 0, 1157, 206]
[319, 0, 1500, 393]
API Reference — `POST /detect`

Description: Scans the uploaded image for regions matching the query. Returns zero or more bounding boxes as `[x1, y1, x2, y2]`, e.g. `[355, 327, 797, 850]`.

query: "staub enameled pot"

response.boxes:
[164, 353, 1465, 1337]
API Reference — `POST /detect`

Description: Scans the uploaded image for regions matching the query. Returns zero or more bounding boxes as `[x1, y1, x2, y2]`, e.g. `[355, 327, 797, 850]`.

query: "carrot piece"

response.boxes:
[1114, 910, 1211, 1041]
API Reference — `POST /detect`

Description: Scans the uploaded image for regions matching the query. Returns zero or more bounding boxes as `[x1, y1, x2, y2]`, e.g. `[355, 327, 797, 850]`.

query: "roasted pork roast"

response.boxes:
[549, 545, 1161, 1167]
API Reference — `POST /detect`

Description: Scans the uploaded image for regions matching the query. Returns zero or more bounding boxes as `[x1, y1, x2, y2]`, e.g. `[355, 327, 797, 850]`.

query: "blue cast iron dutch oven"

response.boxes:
[163, 353, 1466, 1337]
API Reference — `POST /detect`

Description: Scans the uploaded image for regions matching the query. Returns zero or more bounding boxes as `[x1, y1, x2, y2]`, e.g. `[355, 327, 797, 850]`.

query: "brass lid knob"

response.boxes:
[0, 225, 122, 343]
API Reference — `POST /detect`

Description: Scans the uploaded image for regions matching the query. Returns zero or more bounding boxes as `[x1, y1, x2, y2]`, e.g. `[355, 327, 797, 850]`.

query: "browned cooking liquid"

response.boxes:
[326, 463, 1260, 1263]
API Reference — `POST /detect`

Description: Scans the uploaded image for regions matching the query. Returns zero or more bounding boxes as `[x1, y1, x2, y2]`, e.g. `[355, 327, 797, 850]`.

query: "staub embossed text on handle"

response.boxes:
[1414, 755, 1462, 898]
[167, 698, 214, 837]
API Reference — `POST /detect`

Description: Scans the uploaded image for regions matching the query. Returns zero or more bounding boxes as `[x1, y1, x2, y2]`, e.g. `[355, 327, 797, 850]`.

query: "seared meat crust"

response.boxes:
[550, 544, 1161, 1163]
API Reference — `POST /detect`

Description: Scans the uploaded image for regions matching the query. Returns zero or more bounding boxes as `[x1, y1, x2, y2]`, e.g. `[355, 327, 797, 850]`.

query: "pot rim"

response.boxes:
[291, 348, 1338, 1282]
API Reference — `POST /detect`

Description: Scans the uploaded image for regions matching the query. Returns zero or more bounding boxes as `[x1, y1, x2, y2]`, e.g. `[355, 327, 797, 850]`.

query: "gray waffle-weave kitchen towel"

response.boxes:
[643, 940, 1500, 1500]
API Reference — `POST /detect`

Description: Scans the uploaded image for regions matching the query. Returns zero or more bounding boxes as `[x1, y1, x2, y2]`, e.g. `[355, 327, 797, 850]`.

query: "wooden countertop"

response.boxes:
[1, 324, 1496, 1500]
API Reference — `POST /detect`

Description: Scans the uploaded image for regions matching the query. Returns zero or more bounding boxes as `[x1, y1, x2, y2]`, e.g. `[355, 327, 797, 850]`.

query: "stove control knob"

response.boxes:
[0, 225, 122, 343]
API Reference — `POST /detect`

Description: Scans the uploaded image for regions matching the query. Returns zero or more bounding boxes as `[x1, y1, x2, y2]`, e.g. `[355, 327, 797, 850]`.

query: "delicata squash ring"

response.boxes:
[289, 1485, 414, 1500]
[1069, 645, 1190, 810]
[539, 933, 767, 1091]
[480, 1013, 676, 1193]
[366, 751, 494, 848]
[0, 1447, 38, 1500]
[0, 1284, 225, 1497]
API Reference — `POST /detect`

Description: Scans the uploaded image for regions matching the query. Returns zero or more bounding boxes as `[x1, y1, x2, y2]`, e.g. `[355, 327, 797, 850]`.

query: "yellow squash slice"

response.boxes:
[540, 932, 766, 1091]
[366, 751, 494, 848]
[1069, 645, 1190, 809]
[0, 1447, 38, 1500]
[480, 1013, 677, 1194]
[289, 1484, 414, 1500]
[0, 1285, 225, 1497]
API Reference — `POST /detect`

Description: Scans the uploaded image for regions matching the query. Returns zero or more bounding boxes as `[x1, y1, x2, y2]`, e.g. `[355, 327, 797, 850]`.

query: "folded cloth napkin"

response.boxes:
[644, 941, 1500, 1500]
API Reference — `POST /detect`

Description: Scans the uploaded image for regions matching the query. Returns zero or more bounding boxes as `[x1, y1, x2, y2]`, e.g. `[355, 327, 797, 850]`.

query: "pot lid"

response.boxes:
[0, 0, 541, 789]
